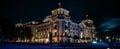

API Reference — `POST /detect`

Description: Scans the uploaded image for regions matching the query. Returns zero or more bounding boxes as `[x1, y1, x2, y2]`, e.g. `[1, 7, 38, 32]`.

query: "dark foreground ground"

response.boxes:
[0, 42, 120, 49]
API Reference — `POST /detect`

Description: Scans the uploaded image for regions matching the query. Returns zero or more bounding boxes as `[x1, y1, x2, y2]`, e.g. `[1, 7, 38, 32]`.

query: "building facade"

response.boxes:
[15, 5, 95, 43]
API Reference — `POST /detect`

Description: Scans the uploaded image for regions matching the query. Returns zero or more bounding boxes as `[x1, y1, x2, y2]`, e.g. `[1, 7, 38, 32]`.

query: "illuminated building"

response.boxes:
[15, 3, 95, 43]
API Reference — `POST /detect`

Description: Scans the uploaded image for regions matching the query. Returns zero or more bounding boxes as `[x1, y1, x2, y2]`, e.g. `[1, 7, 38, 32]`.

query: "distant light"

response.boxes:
[100, 39, 102, 42]
[112, 37, 114, 39]
[106, 36, 109, 39]
[95, 38, 98, 40]
[108, 39, 111, 42]
[92, 41, 97, 44]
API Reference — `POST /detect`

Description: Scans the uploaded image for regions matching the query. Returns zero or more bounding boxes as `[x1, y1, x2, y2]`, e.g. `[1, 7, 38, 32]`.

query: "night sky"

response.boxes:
[0, 0, 120, 35]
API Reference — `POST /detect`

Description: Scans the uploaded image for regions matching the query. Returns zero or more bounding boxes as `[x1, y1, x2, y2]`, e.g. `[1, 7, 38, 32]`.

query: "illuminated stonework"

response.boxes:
[15, 4, 95, 43]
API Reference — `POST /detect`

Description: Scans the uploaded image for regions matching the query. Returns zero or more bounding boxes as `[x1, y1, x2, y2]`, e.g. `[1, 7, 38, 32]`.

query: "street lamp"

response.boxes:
[106, 36, 109, 39]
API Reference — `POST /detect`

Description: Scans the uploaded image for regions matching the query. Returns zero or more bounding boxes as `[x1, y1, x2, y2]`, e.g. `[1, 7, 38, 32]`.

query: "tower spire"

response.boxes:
[85, 12, 88, 18]
[58, 2, 62, 8]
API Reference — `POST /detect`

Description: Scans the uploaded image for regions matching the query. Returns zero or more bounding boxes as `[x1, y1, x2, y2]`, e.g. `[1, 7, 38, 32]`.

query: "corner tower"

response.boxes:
[79, 13, 96, 42]
[50, 2, 71, 43]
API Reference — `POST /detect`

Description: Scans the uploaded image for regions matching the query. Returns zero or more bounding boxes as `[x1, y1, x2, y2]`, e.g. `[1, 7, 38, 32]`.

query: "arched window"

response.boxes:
[65, 25, 68, 30]
[54, 25, 57, 29]
[55, 32, 57, 36]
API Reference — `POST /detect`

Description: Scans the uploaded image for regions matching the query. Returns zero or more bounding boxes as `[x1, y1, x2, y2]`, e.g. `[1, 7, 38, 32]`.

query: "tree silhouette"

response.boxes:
[15, 27, 33, 40]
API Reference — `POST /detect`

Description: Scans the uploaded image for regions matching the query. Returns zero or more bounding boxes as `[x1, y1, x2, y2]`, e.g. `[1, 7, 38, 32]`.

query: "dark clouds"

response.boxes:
[99, 18, 120, 32]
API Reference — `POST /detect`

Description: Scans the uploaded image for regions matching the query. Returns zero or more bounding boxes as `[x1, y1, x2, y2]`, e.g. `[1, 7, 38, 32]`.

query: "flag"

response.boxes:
[85, 12, 88, 18]
[58, 2, 61, 6]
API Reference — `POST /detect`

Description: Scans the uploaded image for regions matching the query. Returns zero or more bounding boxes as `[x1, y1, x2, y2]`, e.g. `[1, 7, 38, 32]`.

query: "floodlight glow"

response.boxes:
[92, 41, 97, 44]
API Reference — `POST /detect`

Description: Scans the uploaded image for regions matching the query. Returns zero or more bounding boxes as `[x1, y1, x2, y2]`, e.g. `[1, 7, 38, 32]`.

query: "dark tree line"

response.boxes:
[14, 27, 33, 40]
[0, 16, 14, 41]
